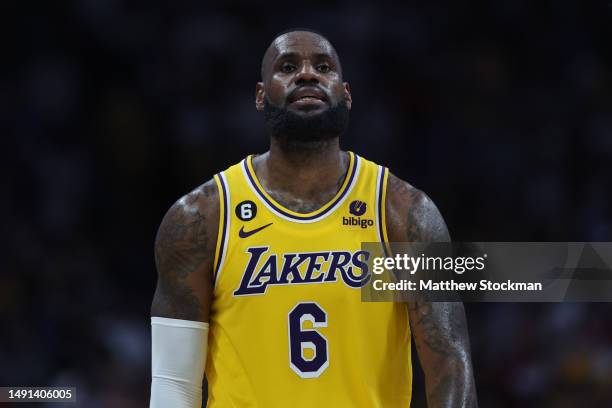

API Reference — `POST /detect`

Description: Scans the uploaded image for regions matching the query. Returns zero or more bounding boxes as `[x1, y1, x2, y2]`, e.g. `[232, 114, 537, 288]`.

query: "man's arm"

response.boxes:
[150, 179, 219, 408]
[386, 173, 478, 408]
[152, 179, 219, 320]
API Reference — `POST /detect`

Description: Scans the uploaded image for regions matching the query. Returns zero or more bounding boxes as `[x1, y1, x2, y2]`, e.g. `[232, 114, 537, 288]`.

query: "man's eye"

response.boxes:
[281, 64, 296, 73]
[317, 64, 331, 73]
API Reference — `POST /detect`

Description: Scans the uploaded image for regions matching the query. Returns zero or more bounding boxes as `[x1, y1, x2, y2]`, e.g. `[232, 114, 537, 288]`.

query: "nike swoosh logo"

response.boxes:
[239, 223, 273, 238]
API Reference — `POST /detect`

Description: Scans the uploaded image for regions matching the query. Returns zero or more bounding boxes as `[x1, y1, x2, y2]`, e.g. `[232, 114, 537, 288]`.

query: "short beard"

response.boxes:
[263, 98, 350, 146]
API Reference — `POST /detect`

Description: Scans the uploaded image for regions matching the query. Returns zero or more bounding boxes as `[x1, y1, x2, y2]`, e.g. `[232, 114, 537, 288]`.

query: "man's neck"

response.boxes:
[252, 137, 349, 213]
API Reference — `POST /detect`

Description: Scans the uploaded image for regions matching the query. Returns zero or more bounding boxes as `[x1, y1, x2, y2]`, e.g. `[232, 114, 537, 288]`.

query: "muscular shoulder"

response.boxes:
[155, 179, 220, 254]
[385, 172, 450, 243]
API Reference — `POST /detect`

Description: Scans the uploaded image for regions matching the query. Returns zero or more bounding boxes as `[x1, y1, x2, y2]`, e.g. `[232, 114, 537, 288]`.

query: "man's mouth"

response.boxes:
[289, 87, 327, 104]
[294, 96, 323, 104]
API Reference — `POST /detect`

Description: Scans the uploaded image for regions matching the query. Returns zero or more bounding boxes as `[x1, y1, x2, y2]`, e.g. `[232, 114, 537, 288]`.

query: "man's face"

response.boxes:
[257, 31, 351, 115]
[256, 31, 352, 142]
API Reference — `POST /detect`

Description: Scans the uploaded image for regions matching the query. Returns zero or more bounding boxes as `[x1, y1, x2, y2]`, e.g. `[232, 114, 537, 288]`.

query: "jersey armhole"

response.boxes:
[376, 166, 392, 256]
[213, 172, 230, 286]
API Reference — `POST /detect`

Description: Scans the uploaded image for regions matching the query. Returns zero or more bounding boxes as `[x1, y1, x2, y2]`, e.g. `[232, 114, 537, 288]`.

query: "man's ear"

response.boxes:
[255, 82, 265, 111]
[343, 82, 352, 110]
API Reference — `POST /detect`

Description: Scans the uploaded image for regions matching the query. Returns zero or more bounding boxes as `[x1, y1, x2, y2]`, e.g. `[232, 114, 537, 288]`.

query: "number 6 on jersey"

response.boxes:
[288, 302, 329, 378]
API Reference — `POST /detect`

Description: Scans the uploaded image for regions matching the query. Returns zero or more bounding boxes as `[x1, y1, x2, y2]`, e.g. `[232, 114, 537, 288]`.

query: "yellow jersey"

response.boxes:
[207, 152, 411, 407]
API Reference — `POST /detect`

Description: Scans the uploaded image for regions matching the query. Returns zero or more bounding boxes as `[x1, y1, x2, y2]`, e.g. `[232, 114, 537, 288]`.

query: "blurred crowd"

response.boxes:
[2, 0, 612, 407]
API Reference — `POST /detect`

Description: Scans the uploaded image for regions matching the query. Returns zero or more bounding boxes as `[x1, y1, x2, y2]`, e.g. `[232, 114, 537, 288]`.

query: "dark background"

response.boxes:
[2, 0, 612, 407]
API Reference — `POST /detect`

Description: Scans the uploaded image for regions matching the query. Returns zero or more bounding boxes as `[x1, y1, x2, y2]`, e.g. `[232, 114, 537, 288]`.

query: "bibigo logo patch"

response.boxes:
[343, 200, 374, 229]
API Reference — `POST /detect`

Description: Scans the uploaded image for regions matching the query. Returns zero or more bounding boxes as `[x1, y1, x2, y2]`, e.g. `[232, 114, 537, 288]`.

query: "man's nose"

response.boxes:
[295, 62, 319, 85]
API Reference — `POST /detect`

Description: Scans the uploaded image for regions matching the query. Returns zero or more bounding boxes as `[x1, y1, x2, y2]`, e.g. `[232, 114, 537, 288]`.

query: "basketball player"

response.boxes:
[150, 29, 477, 407]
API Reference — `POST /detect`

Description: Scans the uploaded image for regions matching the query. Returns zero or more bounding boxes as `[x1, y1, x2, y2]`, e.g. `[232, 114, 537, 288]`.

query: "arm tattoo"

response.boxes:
[409, 302, 477, 407]
[406, 188, 427, 242]
[388, 174, 477, 406]
[152, 182, 217, 321]
[404, 187, 450, 243]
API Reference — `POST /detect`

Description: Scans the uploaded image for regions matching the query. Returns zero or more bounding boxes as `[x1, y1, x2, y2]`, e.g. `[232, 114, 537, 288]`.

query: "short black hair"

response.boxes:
[260, 28, 341, 80]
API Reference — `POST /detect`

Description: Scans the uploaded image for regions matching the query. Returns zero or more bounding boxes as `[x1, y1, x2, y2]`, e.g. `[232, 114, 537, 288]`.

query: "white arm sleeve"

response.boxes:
[150, 317, 209, 408]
